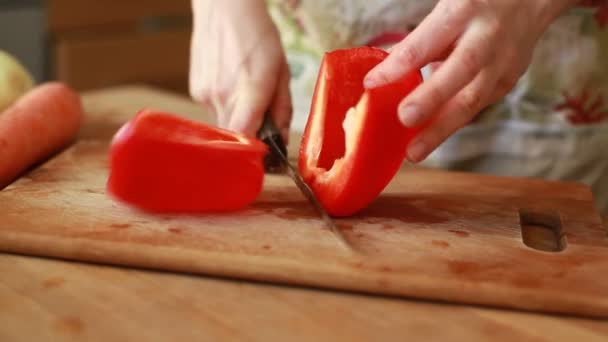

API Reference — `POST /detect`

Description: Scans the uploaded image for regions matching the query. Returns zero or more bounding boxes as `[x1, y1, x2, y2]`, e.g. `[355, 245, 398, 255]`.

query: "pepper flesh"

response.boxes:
[107, 109, 267, 213]
[298, 47, 424, 217]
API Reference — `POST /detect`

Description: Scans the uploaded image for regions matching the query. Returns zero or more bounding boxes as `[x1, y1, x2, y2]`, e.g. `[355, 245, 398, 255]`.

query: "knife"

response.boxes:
[257, 113, 354, 252]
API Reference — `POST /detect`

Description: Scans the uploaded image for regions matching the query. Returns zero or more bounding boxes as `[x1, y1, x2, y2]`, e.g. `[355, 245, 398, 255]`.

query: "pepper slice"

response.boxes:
[298, 47, 423, 217]
[107, 109, 267, 213]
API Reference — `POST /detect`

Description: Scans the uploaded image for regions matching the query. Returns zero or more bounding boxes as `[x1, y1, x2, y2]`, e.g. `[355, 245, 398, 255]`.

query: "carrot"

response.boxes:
[0, 82, 84, 189]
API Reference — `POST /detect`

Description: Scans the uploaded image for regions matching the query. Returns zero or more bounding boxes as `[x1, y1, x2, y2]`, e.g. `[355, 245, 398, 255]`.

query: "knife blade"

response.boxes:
[257, 113, 354, 252]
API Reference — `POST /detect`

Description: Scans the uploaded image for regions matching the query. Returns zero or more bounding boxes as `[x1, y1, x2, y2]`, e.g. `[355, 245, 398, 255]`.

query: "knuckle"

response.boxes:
[283, 103, 294, 117]
[189, 82, 206, 103]
[191, 92, 207, 104]
[198, 92, 211, 106]
[500, 47, 515, 65]
[462, 0, 476, 10]
[485, 19, 502, 40]
[396, 44, 420, 66]
[463, 0, 481, 16]
[275, 103, 293, 123]
[459, 90, 483, 114]
[460, 48, 482, 78]
[188, 86, 198, 101]
[423, 84, 447, 106]
[497, 76, 519, 94]
[210, 88, 228, 102]
[433, 124, 457, 152]
[373, 67, 393, 85]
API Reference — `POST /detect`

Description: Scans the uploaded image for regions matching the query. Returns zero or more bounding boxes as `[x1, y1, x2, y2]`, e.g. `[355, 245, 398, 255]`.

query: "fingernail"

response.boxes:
[364, 75, 379, 89]
[407, 140, 427, 163]
[399, 104, 422, 127]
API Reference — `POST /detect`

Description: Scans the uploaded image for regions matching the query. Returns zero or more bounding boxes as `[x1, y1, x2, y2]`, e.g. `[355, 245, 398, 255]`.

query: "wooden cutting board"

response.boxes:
[1, 85, 607, 319]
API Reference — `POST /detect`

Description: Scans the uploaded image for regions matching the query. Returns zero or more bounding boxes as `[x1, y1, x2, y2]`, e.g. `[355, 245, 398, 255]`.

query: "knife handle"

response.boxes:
[257, 112, 288, 173]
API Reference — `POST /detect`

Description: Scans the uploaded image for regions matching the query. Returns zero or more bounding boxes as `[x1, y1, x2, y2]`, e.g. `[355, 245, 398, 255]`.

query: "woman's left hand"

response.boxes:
[364, 0, 577, 163]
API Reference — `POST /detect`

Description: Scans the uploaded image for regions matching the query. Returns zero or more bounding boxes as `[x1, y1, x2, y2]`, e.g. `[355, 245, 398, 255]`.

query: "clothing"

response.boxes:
[268, 0, 608, 214]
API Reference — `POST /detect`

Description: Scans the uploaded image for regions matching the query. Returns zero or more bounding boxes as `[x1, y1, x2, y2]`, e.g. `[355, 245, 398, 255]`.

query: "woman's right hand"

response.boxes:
[189, 0, 292, 142]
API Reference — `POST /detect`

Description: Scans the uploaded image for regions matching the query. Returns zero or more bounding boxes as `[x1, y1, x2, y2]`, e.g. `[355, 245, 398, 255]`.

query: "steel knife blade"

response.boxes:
[257, 113, 354, 252]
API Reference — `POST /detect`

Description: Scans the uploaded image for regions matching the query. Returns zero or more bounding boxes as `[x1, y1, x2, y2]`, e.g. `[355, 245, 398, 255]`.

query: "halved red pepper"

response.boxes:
[298, 47, 423, 217]
[107, 109, 267, 213]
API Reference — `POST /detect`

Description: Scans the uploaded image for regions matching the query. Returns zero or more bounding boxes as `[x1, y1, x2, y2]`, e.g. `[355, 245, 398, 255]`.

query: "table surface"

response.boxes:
[1, 85, 607, 342]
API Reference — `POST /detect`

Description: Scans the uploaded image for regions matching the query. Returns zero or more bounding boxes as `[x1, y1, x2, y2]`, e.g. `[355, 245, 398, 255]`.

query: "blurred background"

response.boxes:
[0, 0, 192, 94]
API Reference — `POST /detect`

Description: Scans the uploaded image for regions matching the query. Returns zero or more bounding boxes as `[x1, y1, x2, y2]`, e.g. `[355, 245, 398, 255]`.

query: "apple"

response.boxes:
[0, 50, 35, 113]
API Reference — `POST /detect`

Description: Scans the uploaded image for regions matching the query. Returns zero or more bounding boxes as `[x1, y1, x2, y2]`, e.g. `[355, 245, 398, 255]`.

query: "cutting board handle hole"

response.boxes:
[519, 209, 567, 253]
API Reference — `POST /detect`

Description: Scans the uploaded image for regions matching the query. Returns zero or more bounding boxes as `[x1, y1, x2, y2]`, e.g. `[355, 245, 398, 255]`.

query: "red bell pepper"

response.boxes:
[298, 46, 423, 217]
[107, 109, 267, 213]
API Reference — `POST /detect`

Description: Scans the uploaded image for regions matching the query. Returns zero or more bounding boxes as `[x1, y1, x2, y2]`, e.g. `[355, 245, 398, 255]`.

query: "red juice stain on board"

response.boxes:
[362, 196, 449, 224]
[32, 190, 54, 199]
[511, 276, 542, 289]
[251, 201, 277, 214]
[553, 270, 567, 278]
[339, 222, 355, 231]
[448, 229, 470, 238]
[262, 245, 271, 250]
[111, 223, 131, 229]
[278, 207, 317, 220]
[54, 316, 84, 335]
[168, 227, 183, 234]
[254, 200, 317, 220]
[378, 266, 393, 272]
[42, 277, 65, 289]
[447, 261, 479, 275]
[377, 278, 390, 287]
[431, 240, 450, 248]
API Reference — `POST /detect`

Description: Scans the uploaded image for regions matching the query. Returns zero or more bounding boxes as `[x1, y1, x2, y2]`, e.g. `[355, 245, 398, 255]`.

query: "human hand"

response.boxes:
[189, 0, 292, 142]
[363, 0, 577, 163]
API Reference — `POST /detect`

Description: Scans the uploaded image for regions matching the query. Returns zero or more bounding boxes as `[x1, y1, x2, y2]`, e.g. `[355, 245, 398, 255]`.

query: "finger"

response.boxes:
[190, 19, 233, 129]
[188, 26, 205, 103]
[406, 67, 498, 163]
[229, 62, 281, 137]
[228, 80, 269, 137]
[363, 0, 473, 89]
[396, 20, 497, 129]
[210, 95, 232, 129]
[269, 62, 293, 144]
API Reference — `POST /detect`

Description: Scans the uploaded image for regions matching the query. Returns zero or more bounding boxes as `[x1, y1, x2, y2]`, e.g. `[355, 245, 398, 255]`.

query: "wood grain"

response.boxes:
[1, 86, 607, 321]
[1, 253, 607, 342]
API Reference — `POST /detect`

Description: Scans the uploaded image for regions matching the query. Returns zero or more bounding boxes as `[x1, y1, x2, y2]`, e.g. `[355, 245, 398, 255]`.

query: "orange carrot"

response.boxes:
[0, 82, 83, 189]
